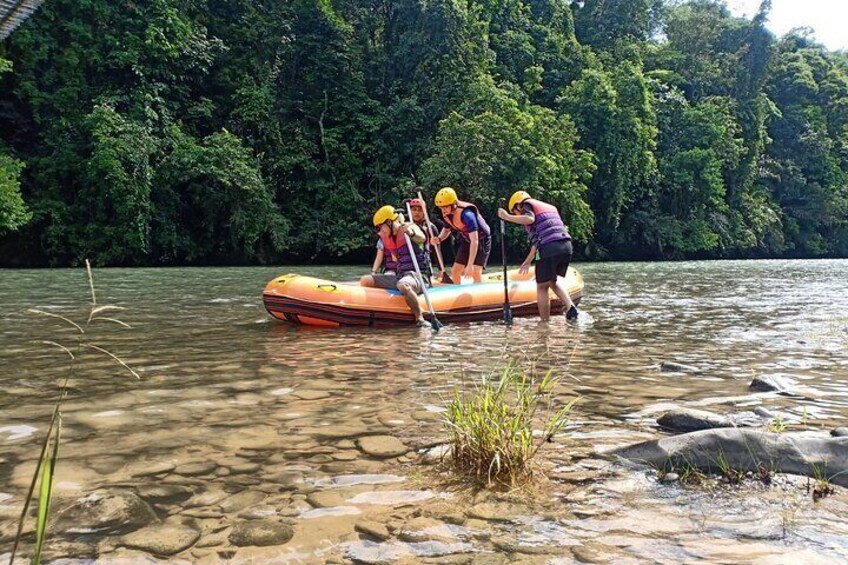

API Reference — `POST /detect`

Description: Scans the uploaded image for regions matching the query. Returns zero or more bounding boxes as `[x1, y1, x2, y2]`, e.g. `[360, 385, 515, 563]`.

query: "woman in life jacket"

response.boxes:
[497, 190, 579, 322]
[431, 187, 492, 283]
[360, 205, 431, 327]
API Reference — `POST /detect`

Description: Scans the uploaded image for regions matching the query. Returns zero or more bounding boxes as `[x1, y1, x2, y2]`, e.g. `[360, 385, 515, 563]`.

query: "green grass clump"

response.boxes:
[444, 362, 576, 488]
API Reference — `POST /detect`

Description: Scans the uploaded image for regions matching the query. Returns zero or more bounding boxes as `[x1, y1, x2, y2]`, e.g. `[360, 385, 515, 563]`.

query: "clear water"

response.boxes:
[1, 260, 847, 563]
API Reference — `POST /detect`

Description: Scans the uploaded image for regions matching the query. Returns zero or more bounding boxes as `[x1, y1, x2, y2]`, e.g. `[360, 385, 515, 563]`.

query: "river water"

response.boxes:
[1, 260, 847, 563]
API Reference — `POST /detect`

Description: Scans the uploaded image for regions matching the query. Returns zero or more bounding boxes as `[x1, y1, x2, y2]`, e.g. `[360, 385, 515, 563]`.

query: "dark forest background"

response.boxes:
[1, 0, 846, 266]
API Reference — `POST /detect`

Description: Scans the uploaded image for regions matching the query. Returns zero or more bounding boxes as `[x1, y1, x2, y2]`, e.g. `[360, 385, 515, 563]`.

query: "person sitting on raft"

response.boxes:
[431, 187, 491, 283]
[497, 190, 579, 322]
[360, 205, 431, 328]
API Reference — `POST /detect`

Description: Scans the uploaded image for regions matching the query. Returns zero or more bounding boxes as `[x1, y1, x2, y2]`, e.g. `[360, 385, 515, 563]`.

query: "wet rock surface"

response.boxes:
[227, 520, 294, 547]
[120, 522, 200, 556]
[749, 375, 797, 394]
[656, 408, 733, 432]
[357, 435, 409, 458]
[55, 489, 158, 535]
[614, 428, 848, 486]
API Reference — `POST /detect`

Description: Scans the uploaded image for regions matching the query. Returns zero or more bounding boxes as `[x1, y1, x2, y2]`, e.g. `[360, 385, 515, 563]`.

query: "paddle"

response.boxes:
[498, 198, 513, 326]
[404, 201, 444, 331]
[417, 190, 453, 284]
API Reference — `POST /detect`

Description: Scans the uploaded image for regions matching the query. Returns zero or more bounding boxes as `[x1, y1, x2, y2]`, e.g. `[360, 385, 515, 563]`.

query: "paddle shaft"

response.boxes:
[499, 200, 513, 325]
[417, 191, 448, 275]
[403, 202, 443, 331]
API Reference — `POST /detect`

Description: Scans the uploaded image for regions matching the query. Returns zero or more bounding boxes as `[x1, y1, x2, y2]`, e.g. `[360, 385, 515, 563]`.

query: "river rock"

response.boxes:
[660, 361, 699, 373]
[136, 484, 194, 505]
[228, 520, 294, 547]
[306, 490, 348, 508]
[656, 408, 733, 432]
[832, 428, 848, 437]
[465, 503, 518, 523]
[121, 523, 200, 556]
[613, 428, 848, 487]
[355, 520, 392, 541]
[219, 490, 266, 513]
[292, 390, 331, 400]
[56, 489, 157, 534]
[421, 444, 451, 463]
[749, 375, 796, 394]
[357, 435, 408, 458]
[131, 461, 176, 477]
[175, 461, 217, 476]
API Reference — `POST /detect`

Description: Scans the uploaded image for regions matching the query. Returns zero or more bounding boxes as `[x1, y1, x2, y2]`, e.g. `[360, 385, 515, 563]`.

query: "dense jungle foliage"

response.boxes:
[1, 0, 847, 266]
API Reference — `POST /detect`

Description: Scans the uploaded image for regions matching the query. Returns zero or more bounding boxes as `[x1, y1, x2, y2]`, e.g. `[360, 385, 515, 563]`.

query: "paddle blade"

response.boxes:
[430, 316, 444, 332]
[440, 272, 454, 284]
[504, 306, 513, 326]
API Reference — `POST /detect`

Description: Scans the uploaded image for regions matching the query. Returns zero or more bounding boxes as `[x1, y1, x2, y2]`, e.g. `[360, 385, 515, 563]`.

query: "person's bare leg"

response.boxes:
[452, 263, 465, 284]
[472, 265, 484, 283]
[551, 278, 575, 311]
[537, 282, 551, 321]
[360, 275, 375, 287]
[398, 281, 424, 321]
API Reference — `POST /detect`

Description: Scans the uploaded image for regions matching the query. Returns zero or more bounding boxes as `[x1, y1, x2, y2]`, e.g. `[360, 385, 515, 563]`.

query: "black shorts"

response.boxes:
[535, 240, 572, 284]
[455, 235, 492, 268]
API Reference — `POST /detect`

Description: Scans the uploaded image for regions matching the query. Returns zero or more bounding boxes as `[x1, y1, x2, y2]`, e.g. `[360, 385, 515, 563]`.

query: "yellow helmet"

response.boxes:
[372, 205, 398, 227]
[434, 187, 458, 207]
[508, 190, 531, 212]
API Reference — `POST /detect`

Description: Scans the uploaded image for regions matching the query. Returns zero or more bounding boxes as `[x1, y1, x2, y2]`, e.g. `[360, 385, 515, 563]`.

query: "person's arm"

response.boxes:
[497, 207, 534, 225]
[371, 249, 384, 274]
[406, 223, 425, 245]
[432, 227, 451, 247]
[519, 245, 536, 274]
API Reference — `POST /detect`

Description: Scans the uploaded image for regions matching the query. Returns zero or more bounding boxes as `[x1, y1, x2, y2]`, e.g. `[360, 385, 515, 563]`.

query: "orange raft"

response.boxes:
[263, 267, 584, 328]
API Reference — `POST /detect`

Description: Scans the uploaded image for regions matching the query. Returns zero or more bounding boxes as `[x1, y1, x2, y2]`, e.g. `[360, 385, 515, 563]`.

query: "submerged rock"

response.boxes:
[121, 523, 200, 556]
[832, 428, 848, 437]
[218, 490, 266, 513]
[656, 408, 733, 432]
[749, 375, 796, 394]
[56, 489, 157, 535]
[614, 429, 848, 487]
[660, 361, 699, 373]
[357, 435, 409, 458]
[228, 520, 294, 547]
[342, 540, 474, 563]
[355, 520, 392, 541]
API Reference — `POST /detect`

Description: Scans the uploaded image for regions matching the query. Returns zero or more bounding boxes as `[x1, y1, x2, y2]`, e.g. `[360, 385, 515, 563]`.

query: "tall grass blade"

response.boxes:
[27, 310, 84, 334]
[85, 259, 96, 305]
[32, 417, 61, 565]
[81, 344, 140, 379]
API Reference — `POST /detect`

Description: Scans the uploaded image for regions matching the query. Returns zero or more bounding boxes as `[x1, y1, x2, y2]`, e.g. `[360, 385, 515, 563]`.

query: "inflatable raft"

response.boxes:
[263, 267, 584, 328]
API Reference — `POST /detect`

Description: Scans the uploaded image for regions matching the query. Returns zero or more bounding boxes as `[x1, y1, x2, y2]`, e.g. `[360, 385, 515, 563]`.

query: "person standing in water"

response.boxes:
[431, 187, 491, 283]
[497, 190, 578, 322]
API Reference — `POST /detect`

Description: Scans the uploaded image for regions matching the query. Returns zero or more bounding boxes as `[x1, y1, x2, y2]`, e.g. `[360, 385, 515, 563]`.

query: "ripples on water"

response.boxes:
[1, 260, 847, 562]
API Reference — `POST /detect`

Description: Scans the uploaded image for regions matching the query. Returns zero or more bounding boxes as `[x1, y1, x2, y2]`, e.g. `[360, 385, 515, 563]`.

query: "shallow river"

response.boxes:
[1, 260, 847, 563]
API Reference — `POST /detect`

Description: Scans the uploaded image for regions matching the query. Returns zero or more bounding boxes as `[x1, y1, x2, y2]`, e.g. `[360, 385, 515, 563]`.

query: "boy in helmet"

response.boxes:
[431, 187, 492, 283]
[497, 190, 579, 322]
[360, 205, 431, 327]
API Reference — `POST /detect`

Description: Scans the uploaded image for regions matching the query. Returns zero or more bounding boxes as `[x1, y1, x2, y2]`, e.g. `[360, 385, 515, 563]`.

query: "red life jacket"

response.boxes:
[441, 201, 492, 242]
